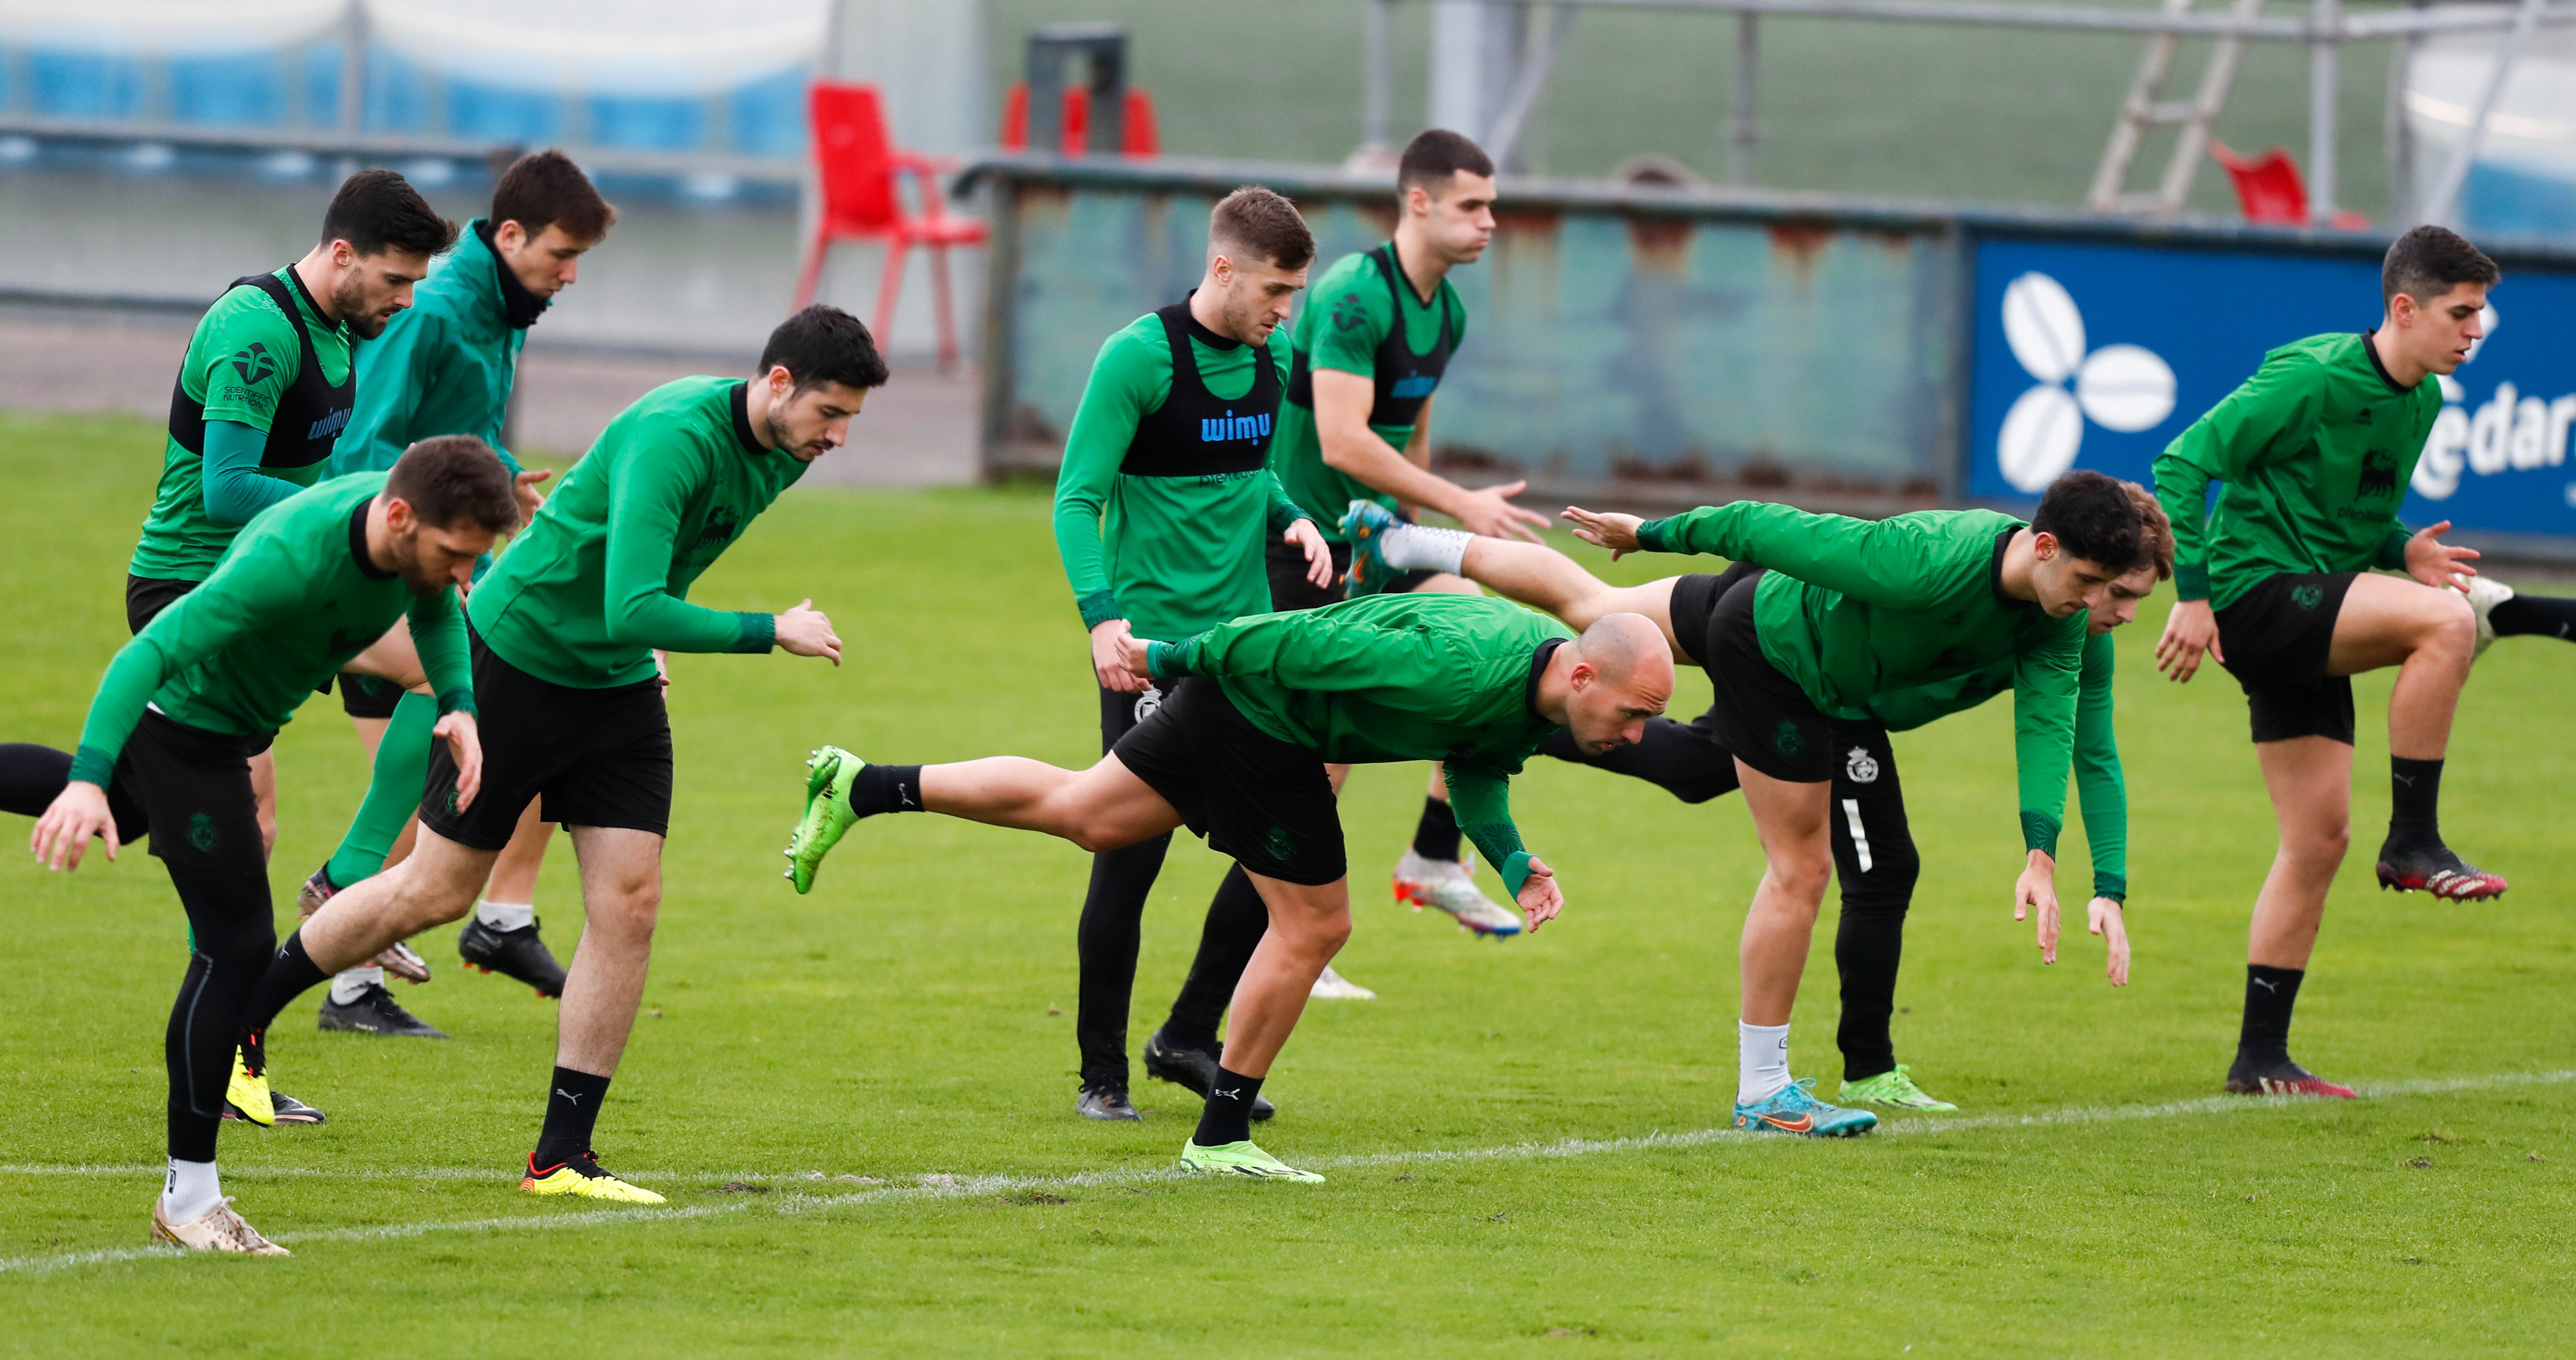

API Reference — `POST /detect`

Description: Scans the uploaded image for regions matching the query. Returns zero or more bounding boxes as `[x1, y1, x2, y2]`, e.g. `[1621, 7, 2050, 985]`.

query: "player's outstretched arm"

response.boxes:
[1312, 370, 1548, 541]
[1561, 507, 1644, 559]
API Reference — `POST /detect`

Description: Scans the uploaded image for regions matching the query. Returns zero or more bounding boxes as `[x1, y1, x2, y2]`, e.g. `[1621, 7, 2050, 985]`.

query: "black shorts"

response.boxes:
[125, 574, 195, 635]
[1266, 534, 1438, 612]
[1669, 566, 1833, 783]
[421, 630, 673, 849]
[338, 672, 406, 720]
[2213, 571, 2357, 745]
[1110, 676, 1343, 886]
[116, 712, 272, 875]
[1098, 681, 1170, 755]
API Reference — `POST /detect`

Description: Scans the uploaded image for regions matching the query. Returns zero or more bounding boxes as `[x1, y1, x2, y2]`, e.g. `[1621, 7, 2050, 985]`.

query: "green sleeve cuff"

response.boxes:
[1076, 590, 1122, 631]
[1499, 850, 1534, 898]
[435, 689, 477, 719]
[2021, 810, 2062, 856]
[1146, 637, 1202, 681]
[1635, 518, 1672, 554]
[2174, 560, 2211, 602]
[731, 611, 776, 654]
[2374, 527, 2412, 571]
[67, 744, 116, 789]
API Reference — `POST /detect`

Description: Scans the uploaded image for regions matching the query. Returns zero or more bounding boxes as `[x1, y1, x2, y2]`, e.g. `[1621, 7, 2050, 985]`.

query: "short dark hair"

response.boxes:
[759, 305, 891, 393]
[1398, 129, 1494, 195]
[321, 169, 458, 260]
[491, 150, 618, 242]
[2032, 469, 2148, 574]
[386, 435, 517, 532]
[2123, 480, 2174, 582]
[2383, 225, 2498, 306]
[1210, 186, 1314, 271]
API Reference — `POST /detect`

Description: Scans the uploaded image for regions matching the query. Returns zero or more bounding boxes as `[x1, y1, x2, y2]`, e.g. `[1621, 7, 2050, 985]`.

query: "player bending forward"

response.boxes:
[785, 595, 1673, 1181]
[217, 307, 883, 1204]
[1348, 472, 2153, 1135]
[2153, 225, 2509, 1099]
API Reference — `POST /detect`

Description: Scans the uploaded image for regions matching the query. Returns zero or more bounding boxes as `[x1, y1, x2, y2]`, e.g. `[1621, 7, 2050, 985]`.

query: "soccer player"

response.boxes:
[9, 437, 515, 1254]
[293, 151, 619, 1035]
[1264, 128, 1542, 935]
[225, 306, 881, 1204]
[784, 595, 1675, 1180]
[1352, 472, 2151, 1135]
[2152, 225, 2509, 1099]
[1358, 485, 2174, 1111]
[1046, 186, 1334, 1122]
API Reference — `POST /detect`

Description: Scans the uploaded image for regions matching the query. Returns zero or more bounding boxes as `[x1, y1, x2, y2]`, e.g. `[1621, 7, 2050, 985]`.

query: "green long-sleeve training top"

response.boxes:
[1860, 630, 2129, 899]
[469, 377, 801, 688]
[71, 473, 473, 785]
[1052, 312, 1314, 638]
[1146, 593, 1573, 894]
[1638, 502, 2085, 854]
[330, 218, 531, 480]
[2152, 331, 2438, 609]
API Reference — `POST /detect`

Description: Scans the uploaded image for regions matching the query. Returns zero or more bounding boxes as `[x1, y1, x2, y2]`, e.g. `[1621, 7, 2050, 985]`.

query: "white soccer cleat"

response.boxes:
[1308, 965, 1377, 1000]
[2463, 574, 2513, 660]
[1392, 847, 1523, 937]
[151, 1196, 289, 1256]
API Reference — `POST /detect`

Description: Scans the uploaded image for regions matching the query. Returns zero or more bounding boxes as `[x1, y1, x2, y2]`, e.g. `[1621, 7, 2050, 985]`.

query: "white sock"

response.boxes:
[329, 967, 383, 1004]
[476, 899, 536, 932]
[162, 1158, 221, 1223]
[1737, 1021, 1792, 1104]
[1377, 522, 1473, 575]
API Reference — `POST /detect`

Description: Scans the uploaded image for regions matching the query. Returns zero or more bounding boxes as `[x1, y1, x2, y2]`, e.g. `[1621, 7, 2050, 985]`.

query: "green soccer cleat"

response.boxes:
[1337, 500, 1404, 597]
[1179, 1139, 1325, 1182]
[783, 745, 866, 895]
[1839, 1064, 1958, 1112]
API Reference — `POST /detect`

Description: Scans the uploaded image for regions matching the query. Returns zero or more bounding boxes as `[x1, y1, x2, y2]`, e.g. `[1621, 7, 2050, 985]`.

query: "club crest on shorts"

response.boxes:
[443, 787, 461, 816]
[1844, 746, 1880, 783]
[186, 812, 218, 853]
[1773, 721, 1804, 757]
[1133, 686, 1162, 723]
[2291, 583, 2324, 610]
[1265, 825, 1295, 861]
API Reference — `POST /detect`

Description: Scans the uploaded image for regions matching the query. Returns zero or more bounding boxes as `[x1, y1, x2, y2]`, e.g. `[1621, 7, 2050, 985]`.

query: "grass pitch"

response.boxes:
[0, 409, 2569, 1356]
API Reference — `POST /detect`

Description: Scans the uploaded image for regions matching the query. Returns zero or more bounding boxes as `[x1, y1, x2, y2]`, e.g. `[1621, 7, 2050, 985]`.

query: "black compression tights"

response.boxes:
[1830, 794, 1921, 1083]
[164, 863, 276, 1161]
[1075, 831, 1174, 1086]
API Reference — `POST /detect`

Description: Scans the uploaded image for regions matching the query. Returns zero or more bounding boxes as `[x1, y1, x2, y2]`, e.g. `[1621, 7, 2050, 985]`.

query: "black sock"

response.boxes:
[2488, 592, 2576, 641]
[238, 930, 329, 1042]
[534, 1066, 613, 1168]
[1411, 795, 1462, 862]
[1191, 1064, 1266, 1147]
[2232, 965, 2305, 1073]
[2388, 756, 2444, 848]
[852, 763, 926, 816]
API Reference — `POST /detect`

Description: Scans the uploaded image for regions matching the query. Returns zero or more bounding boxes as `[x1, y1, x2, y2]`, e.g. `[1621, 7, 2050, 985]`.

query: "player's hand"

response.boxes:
[30, 780, 116, 872]
[2088, 896, 2130, 986]
[1091, 619, 1146, 693]
[434, 710, 483, 811]
[1284, 518, 1333, 589]
[775, 600, 842, 666]
[1561, 507, 1645, 559]
[1442, 481, 1551, 543]
[653, 649, 670, 691]
[1515, 855, 1563, 932]
[1119, 631, 1157, 680]
[2154, 598, 2222, 682]
[2404, 520, 2479, 591]
[2014, 848, 2059, 964]
[511, 469, 551, 528]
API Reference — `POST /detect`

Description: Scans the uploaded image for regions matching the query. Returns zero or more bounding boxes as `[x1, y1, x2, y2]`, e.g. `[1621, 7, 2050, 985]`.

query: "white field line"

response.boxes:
[3, 1067, 2567, 1278]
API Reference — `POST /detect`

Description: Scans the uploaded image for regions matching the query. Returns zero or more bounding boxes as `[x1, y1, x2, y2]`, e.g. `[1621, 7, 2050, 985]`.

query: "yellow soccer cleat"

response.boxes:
[226, 1043, 275, 1127]
[521, 1151, 667, 1205]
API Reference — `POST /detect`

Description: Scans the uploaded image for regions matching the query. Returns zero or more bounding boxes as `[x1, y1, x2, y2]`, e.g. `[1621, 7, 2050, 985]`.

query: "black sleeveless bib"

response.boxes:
[1120, 300, 1280, 478]
[168, 269, 357, 470]
[1286, 240, 1457, 426]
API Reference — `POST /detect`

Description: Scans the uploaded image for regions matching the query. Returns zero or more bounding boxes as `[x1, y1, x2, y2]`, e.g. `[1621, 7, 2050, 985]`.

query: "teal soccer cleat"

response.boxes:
[1734, 1078, 1879, 1137]
[1337, 500, 1404, 597]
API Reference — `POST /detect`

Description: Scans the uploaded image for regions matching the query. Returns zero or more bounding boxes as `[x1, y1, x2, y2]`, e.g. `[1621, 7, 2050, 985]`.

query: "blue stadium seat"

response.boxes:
[450, 82, 565, 142]
[171, 54, 283, 128]
[590, 95, 704, 151]
[30, 50, 144, 119]
[731, 69, 807, 157]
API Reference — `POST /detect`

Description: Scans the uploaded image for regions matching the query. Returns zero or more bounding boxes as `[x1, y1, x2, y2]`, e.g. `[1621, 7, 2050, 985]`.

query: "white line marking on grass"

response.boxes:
[4, 1068, 2567, 1277]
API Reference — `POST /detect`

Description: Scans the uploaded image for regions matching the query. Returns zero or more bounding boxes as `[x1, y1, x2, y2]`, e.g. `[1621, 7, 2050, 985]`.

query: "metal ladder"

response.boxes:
[2086, 0, 2266, 214]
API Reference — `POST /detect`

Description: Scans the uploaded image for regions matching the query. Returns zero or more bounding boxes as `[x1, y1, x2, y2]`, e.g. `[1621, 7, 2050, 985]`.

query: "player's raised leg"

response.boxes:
[2325, 571, 2502, 896]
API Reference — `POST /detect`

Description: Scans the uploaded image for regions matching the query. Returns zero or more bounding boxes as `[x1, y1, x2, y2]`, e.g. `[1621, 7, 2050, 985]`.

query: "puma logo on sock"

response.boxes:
[555, 1088, 584, 1105]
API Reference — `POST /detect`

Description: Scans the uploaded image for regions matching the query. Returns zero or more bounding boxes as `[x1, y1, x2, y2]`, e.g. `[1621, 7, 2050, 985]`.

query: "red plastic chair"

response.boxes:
[793, 81, 987, 372]
[999, 82, 1160, 156]
[2209, 142, 2369, 230]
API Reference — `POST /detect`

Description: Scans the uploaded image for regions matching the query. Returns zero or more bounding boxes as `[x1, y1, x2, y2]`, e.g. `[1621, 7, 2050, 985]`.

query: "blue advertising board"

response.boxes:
[1967, 238, 2576, 540]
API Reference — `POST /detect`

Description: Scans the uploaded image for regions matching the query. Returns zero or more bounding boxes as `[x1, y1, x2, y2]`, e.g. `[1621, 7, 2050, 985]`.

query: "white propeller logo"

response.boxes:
[1995, 272, 2178, 493]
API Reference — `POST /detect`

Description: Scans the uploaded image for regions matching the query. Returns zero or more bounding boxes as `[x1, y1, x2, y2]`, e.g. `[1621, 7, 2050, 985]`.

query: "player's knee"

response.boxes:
[2423, 590, 2475, 656]
[1773, 850, 1834, 904]
[2283, 820, 2349, 865]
